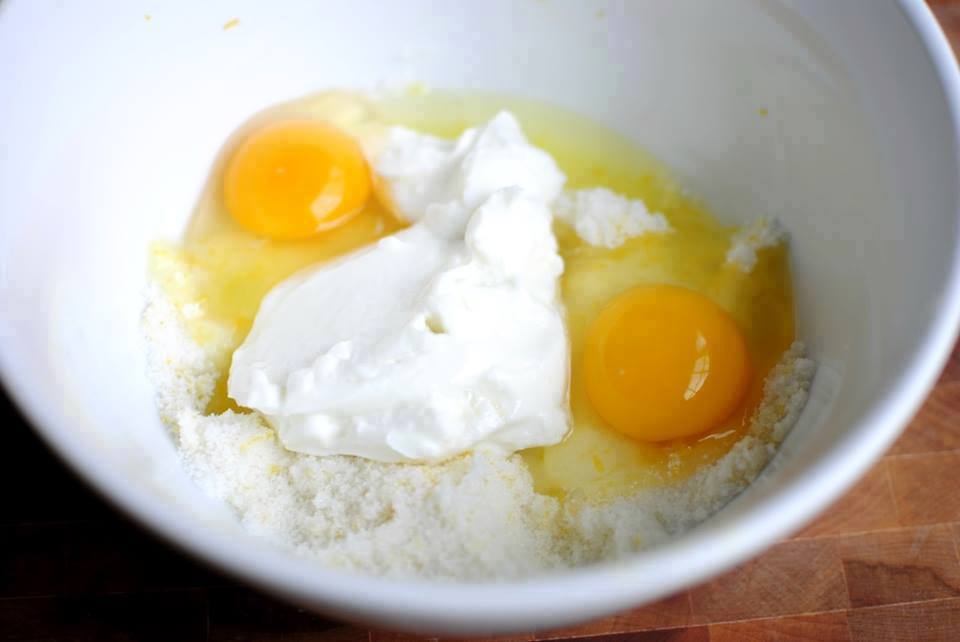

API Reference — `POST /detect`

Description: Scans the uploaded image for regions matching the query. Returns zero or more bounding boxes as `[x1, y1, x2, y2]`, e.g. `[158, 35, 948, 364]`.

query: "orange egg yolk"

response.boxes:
[223, 120, 371, 240]
[583, 284, 751, 442]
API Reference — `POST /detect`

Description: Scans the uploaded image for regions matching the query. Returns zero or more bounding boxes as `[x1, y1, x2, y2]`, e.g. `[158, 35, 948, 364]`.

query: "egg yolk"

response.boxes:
[583, 284, 751, 442]
[223, 120, 370, 240]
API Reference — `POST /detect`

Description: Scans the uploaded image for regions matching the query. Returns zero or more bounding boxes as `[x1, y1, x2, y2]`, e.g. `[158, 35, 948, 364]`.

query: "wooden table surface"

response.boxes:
[7, 4, 960, 641]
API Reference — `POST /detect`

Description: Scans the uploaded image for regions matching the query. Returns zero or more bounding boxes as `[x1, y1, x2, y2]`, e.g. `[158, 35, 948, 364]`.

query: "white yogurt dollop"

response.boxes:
[228, 112, 571, 463]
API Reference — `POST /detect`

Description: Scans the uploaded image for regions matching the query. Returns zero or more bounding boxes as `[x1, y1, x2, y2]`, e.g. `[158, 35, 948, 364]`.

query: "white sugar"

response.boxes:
[142, 286, 813, 579]
[725, 218, 786, 272]
[553, 188, 670, 249]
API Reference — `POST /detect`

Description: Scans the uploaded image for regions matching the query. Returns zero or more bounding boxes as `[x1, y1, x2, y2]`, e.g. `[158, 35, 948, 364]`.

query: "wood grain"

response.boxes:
[687, 539, 849, 623]
[792, 464, 900, 539]
[846, 598, 960, 642]
[837, 525, 960, 608]
[708, 612, 851, 642]
[5, 3, 960, 640]
[888, 452, 960, 527]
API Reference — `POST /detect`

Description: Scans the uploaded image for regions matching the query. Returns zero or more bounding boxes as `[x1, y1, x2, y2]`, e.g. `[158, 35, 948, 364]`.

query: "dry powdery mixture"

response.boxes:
[142, 111, 815, 581]
[144, 287, 813, 581]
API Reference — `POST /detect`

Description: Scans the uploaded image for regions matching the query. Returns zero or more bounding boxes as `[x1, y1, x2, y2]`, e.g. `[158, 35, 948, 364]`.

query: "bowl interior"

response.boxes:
[1, 0, 958, 634]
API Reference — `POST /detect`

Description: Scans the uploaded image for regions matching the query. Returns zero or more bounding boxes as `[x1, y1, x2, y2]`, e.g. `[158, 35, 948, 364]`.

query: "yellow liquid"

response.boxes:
[152, 89, 795, 503]
[151, 93, 405, 414]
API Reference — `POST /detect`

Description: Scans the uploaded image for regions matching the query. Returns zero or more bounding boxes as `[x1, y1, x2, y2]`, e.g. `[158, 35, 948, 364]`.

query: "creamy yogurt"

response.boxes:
[228, 113, 570, 463]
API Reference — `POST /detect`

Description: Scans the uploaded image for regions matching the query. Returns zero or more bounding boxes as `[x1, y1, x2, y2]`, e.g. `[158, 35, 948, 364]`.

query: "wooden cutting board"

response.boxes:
[5, 3, 960, 641]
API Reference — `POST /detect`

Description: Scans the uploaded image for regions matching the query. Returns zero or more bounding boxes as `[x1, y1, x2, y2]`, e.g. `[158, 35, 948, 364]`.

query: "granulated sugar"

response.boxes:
[725, 218, 786, 272]
[555, 341, 814, 565]
[143, 287, 814, 580]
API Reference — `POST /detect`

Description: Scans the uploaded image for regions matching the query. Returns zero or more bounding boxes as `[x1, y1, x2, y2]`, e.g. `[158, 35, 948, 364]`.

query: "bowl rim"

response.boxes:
[2, 0, 960, 634]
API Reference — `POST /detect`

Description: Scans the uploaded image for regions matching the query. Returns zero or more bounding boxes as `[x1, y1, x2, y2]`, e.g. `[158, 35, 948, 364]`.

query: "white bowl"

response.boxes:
[1, 0, 959, 635]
